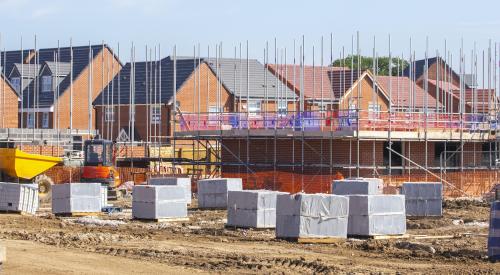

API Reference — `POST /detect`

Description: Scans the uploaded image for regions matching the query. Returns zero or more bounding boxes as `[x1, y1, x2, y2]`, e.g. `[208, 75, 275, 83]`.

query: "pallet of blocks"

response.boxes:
[332, 178, 383, 195]
[52, 183, 102, 216]
[148, 177, 192, 204]
[401, 182, 442, 217]
[276, 193, 349, 242]
[197, 178, 242, 209]
[226, 190, 288, 229]
[0, 182, 38, 215]
[347, 195, 407, 238]
[488, 201, 500, 262]
[132, 185, 188, 222]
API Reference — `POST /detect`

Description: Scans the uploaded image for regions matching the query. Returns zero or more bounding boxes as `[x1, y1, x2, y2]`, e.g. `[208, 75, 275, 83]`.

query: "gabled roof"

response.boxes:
[403, 57, 465, 88]
[268, 64, 348, 101]
[1, 45, 119, 108]
[10, 63, 41, 78]
[376, 76, 443, 109]
[42, 61, 72, 76]
[94, 57, 296, 106]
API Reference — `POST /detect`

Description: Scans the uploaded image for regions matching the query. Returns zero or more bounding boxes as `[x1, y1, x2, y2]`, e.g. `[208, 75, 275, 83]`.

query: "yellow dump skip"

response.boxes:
[0, 148, 62, 180]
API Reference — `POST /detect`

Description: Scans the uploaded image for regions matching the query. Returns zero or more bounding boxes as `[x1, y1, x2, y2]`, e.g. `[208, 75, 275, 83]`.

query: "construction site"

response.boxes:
[0, 29, 499, 274]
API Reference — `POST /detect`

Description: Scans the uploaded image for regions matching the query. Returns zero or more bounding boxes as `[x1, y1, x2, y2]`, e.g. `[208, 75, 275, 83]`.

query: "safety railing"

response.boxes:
[177, 110, 498, 134]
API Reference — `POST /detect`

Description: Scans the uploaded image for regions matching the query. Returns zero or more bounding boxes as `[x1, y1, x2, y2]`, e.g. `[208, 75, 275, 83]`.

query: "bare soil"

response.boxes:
[0, 197, 498, 274]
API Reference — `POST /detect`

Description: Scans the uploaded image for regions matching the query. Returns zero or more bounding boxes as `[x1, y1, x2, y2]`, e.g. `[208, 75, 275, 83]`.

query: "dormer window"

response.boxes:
[41, 76, 52, 93]
[10, 77, 20, 92]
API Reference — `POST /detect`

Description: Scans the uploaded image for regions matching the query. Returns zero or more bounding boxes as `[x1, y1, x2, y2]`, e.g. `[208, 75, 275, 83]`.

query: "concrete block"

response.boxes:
[332, 178, 383, 195]
[0, 183, 39, 215]
[132, 185, 187, 220]
[276, 193, 349, 238]
[51, 183, 102, 214]
[401, 182, 442, 217]
[197, 178, 242, 209]
[148, 177, 192, 204]
[347, 195, 406, 236]
[226, 190, 286, 228]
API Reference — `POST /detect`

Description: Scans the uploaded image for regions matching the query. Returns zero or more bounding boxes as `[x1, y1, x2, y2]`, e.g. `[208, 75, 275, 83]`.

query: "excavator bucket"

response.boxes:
[0, 148, 62, 180]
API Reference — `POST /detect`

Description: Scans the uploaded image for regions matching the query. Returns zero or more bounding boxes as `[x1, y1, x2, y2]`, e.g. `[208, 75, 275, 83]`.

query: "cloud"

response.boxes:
[31, 7, 58, 19]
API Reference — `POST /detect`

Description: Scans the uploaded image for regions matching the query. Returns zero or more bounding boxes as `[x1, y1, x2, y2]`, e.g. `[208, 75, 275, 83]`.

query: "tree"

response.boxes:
[332, 55, 409, 76]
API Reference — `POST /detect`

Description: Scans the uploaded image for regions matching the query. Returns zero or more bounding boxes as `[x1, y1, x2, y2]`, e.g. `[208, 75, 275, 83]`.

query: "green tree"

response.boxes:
[332, 55, 409, 76]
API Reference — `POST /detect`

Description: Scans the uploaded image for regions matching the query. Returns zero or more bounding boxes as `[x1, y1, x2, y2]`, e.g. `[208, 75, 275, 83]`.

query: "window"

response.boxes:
[278, 100, 287, 114]
[42, 112, 49, 128]
[27, 113, 34, 128]
[10, 77, 20, 91]
[41, 76, 52, 92]
[368, 102, 381, 118]
[150, 105, 161, 124]
[247, 100, 261, 114]
[105, 106, 115, 122]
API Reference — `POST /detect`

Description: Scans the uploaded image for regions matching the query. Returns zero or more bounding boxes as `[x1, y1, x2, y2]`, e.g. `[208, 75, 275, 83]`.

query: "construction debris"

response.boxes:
[402, 182, 443, 217]
[276, 193, 349, 239]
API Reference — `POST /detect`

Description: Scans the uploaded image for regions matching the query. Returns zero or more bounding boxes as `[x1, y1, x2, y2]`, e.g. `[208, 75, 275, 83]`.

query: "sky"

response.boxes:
[0, 0, 499, 66]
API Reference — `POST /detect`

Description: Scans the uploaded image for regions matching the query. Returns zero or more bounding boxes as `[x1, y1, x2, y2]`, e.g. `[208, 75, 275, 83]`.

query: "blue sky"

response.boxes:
[0, 0, 498, 65]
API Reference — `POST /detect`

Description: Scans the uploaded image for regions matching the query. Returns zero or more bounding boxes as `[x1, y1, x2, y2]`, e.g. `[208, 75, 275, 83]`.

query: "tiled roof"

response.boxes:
[376, 76, 443, 109]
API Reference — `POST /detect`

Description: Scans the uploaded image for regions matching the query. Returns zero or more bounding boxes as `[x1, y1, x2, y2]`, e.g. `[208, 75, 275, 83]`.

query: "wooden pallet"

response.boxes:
[0, 210, 33, 216]
[133, 217, 189, 223]
[349, 234, 410, 240]
[278, 237, 346, 244]
[55, 212, 103, 217]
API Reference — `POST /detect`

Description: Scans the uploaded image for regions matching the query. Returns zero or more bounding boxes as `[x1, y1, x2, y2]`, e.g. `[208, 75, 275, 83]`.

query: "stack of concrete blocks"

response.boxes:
[197, 178, 242, 209]
[52, 183, 102, 214]
[401, 182, 442, 217]
[226, 190, 286, 228]
[275, 193, 349, 239]
[331, 179, 406, 236]
[100, 186, 109, 208]
[0, 183, 39, 215]
[347, 195, 406, 236]
[148, 177, 192, 204]
[132, 185, 187, 220]
[332, 178, 383, 195]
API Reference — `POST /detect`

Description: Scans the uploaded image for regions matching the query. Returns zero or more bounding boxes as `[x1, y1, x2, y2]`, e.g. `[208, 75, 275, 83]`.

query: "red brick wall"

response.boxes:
[0, 75, 19, 128]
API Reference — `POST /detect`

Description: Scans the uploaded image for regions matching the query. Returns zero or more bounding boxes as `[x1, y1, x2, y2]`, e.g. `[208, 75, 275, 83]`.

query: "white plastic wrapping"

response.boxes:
[148, 177, 192, 204]
[488, 201, 500, 260]
[197, 178, 243, 209]
[0, 182, 39, 215]
[132, 185, 187, 220]
[332, 178, 383, 195]
[52, 183, 102, 214]
[347, 195, 406, 236]
[401, 182, 442, 217]
[226, 190, 285, 228]
[275, 193, 349, 238]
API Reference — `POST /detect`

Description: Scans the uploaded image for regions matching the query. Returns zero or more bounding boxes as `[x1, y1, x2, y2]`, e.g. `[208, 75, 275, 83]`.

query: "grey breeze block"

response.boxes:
[0, 182, 39, 215]
[132, 185, 187, 220]
[347, 195, 406, 236]
[148, 177, 192, 204]
[197, 178, 243, 209]
[227, 190, 287, 228]
[332, 178, 383, 195]
[52, 183, 102, 214]
[401, 182, 443, 217]
[276, 193, 349, 239]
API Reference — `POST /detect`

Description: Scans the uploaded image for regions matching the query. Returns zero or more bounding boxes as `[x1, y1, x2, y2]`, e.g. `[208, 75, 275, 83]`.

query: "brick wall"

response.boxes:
[0, 75, 19, 128]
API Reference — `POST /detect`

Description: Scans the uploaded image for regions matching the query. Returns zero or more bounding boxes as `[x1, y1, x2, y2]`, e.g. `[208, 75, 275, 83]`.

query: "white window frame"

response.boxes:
[368, 102, 381, 118]
[278, 100, 288, 114]
[105, 106, 115, 122]
[41, 76, 52, 93]
[247, 100, 261, 114]
[42, 112, 49, 128]
[10, 77, 20, 92]
[150, 105, 161, 124]
[27, 113, 35, 128]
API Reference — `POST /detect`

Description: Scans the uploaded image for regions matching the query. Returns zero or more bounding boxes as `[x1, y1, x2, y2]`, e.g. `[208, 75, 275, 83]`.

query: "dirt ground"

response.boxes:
[0, 197, 498, 274]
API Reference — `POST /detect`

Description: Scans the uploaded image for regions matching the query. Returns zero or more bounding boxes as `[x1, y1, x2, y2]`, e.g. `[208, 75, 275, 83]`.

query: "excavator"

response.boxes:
[81, 139, 121, 199]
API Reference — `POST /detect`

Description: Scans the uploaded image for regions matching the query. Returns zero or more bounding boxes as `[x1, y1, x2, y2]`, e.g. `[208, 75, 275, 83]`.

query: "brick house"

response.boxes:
[0, 73, 20, 128]
[0, 45, 121, 132]
[93, 57, 296, 142]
